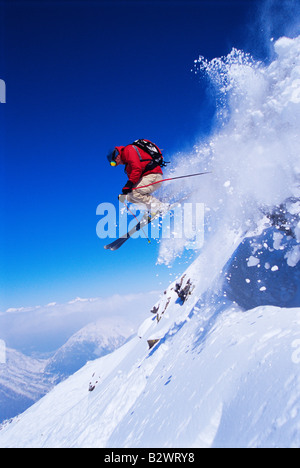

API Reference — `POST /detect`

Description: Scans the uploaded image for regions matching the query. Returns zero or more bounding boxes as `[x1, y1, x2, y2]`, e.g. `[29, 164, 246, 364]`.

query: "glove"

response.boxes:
[118, 194, 126, 203]
[122, 180, 134, 195]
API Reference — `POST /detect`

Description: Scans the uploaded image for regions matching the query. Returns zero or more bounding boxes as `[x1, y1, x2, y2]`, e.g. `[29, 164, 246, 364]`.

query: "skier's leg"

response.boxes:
[127, 174, 166, 212]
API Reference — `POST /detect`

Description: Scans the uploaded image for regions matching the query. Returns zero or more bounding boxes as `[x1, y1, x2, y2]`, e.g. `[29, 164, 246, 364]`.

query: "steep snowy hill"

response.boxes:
[1, 34, 300, 448]
[0, 252, 299, 447]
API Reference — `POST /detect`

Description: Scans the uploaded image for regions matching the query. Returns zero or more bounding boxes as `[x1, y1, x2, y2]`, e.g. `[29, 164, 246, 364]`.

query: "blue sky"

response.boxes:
[0, 0, 287, 310]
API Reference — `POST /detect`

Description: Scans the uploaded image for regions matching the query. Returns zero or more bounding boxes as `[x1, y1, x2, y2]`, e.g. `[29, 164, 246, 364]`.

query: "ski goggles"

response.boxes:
[107, 148, 119, 167]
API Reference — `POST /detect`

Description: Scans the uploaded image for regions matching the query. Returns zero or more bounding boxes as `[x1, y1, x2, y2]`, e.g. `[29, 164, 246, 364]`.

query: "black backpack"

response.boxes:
[131, 139, 169, 173]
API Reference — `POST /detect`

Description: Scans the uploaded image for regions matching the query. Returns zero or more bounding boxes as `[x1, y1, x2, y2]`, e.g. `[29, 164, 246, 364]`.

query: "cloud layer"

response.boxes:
[0, 291, 159, 356]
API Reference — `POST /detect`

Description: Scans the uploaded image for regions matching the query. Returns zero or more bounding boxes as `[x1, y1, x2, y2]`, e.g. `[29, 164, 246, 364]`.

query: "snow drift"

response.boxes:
[1, 35, 300, 448]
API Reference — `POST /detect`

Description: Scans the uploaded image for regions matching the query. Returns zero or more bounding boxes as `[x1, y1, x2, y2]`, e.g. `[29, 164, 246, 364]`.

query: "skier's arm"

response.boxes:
[122, 146, 143, 193]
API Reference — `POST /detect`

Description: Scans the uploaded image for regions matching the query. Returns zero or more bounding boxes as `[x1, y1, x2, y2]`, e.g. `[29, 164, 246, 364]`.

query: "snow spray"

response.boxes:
[158, 35, 300, 265]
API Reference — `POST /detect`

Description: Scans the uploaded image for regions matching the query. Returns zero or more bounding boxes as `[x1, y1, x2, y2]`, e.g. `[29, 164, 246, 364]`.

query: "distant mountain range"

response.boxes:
[0, 318, 136, 424]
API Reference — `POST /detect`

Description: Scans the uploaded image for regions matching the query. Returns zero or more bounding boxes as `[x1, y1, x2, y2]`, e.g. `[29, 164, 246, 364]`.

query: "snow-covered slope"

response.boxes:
[0, 215, 299, 447]
[0, 274, 299, 447]
[1, 34, 300, 448]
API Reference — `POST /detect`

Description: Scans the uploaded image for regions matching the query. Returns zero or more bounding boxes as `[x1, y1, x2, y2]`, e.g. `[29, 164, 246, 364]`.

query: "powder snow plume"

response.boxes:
[158, 35, 300, 265]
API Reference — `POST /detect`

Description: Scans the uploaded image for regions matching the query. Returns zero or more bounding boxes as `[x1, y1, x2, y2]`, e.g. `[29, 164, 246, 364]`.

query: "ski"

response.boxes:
[104, 199, 186, 251]
[104, 212, 153, 251]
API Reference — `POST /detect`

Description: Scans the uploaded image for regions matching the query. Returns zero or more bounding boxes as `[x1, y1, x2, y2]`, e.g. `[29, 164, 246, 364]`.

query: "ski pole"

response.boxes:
[132, 171, 212, 190]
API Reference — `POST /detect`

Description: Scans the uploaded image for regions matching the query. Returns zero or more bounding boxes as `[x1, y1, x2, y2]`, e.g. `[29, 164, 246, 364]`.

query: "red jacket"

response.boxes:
[115, 144, 163, 186]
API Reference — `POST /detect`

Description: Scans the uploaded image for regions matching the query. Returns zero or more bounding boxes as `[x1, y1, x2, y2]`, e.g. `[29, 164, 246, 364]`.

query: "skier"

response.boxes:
[107, 140, 168, 215]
